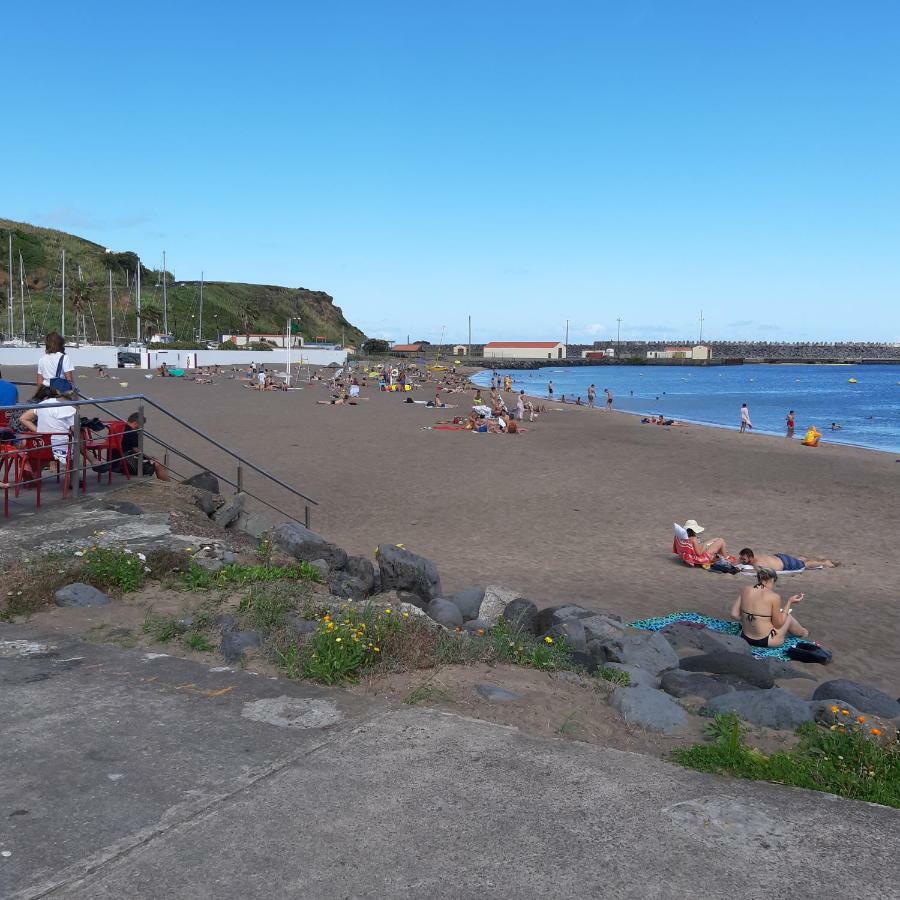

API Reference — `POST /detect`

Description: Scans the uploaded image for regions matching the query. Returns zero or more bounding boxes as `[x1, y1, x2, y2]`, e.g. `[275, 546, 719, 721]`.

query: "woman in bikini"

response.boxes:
[730, 568, 808, 648]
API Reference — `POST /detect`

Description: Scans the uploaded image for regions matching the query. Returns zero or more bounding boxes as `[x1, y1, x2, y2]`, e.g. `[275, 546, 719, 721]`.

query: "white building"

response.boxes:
[647, 344, 710, 360]
[582, 348, 615, 359]
[221, 333, 304, 349]
[483, 341, 566, 360]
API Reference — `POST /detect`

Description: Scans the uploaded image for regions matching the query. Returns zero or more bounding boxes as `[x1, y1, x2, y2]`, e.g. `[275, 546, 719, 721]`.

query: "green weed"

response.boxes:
[183, 632, 214, 652]
[142, 613, 180, 643]
[673, 713, 900, 808]
[595, 666, 631, 687]
[80, 546, 147, 594]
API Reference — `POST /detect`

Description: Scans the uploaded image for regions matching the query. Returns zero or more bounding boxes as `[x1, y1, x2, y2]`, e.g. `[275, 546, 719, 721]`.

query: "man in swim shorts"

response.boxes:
[738, 548, 835, 572]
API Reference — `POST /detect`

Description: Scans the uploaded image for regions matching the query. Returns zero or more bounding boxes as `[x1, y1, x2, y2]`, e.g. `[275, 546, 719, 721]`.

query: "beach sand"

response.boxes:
[3, 364, 898, 694]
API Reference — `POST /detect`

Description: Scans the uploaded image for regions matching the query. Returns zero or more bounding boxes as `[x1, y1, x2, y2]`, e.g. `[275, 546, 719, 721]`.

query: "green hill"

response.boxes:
[0, 218, 366, 346]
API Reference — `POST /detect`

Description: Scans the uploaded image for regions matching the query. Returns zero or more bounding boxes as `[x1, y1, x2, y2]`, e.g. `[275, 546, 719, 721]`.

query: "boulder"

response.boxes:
[679, 651, 775, 689]
[659, 622, 750, 656]
[766, 658, 815, 681]
[702, 688, 813, 730]
[425, 597, 464, 628]
[213, 492, 246, 528]
[308, 559, 330, 580]
[194, 557, 224, 574]
[195, 492, 225, 516]
[54, 583, 110, 608]
[446, 586, 486, 621]
[531, 604, 593, 635]
[346, 556, 376, 593]
[811, 680, 900, 719]
[660, 669, 736, 701]
[475, 684, 520, 703]
[570, 650, 598, 674]
[546, 619, 587, 653]
[234, 511, 269, 538]
[376, 544, 442, 602]
[501, 598, 538, 633]
[183, 471, 220, 494]
[812, 700, 866, 728]
[581, 614, 629, 644]
[462, 619, 490, 635]
[610, 686, 689, 734]
[273, 523, 348, 570]
[220, 629, 262, 662]
[478, 585, 523, 626]
[602, 663, 660, 689]
[369, 590, 425, 609]
[328, 571, 371, 602]
[591, 631, 679, 676]
[286, 616, 319, 637]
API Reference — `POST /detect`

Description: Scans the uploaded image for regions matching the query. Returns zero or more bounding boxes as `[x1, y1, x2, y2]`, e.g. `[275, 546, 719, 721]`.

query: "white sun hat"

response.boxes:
[683, 519, 705, 533]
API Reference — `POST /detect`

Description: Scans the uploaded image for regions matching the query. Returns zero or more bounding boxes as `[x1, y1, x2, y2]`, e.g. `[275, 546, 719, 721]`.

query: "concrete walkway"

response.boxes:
[1, 625, 897, 900]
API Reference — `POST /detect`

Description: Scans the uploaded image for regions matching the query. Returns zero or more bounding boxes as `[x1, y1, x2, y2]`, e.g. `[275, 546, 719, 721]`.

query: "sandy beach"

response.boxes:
[2, 363, 898, 694]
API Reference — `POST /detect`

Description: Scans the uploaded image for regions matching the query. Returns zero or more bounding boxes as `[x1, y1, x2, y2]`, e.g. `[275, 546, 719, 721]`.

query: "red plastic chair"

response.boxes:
[13, 433, 76, 509]
[81, 420, 130, 485]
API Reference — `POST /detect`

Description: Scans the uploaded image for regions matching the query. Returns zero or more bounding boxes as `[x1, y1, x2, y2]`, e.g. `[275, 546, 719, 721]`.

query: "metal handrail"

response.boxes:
[1, 390, 318, 526]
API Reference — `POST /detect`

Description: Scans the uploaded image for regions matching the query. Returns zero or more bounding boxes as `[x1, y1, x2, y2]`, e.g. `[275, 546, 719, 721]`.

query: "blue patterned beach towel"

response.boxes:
[629, 611, 805, 661]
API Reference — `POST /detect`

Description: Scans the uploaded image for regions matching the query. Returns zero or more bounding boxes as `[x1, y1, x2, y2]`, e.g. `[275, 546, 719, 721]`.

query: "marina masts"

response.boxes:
[162, 250, 168, 335]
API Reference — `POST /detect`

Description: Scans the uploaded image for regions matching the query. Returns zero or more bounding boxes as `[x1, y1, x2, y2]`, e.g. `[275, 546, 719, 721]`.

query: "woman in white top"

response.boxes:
[36, 332, 75, 390]
[19, 386, 77, 465]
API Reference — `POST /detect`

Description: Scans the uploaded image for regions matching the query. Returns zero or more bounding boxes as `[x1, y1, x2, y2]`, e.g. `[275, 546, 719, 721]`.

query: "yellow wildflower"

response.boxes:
[841, 709, 849, 715]
[544, 636, 554, 644]
[857, 716, 866, 723]
[830, 705, 839, 713]
[335, 637, 342, 643]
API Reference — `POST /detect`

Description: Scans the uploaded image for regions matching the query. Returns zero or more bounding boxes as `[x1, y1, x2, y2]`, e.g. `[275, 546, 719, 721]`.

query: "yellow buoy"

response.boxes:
[848, 378, 858, 384]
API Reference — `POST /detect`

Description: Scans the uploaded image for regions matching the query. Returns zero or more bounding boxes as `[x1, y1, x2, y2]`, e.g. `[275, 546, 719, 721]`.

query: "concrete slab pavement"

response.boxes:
[2, 625, 897, 900]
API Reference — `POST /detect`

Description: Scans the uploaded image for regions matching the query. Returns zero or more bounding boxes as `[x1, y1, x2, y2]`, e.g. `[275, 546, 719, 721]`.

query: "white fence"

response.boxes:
[145, 347, 347, 370]
[0, 345, 346, 371]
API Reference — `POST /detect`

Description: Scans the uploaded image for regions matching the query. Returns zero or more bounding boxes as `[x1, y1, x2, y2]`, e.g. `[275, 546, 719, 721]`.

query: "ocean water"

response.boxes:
[472, 364, 900, 454]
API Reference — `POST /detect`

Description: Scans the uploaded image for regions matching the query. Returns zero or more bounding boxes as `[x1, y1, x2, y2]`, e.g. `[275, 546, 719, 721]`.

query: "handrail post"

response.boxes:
[137, 403, 145, 478]
[305, 504, 310, 529]
[236, 463, 243, 494]
[71, 425, 82, 494]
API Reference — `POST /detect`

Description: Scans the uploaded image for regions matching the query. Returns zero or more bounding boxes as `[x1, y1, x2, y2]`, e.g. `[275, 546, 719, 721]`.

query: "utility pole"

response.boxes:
[19, 251, 26, 338]
[699, 309, 704, 345]
[285, 317, 292, 387]
[565, 318, 569, 354]
[61, 248, 66, 336]
[108, 269, 114, 346]
[198, 270, 204, 342]
[468, 314, 471, 356]
[616, 316, 622, 356]
[162, 250, 168, 336]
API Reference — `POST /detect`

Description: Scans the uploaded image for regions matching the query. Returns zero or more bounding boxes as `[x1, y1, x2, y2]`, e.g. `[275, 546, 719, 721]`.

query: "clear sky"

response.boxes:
[4, 1, 899, 343]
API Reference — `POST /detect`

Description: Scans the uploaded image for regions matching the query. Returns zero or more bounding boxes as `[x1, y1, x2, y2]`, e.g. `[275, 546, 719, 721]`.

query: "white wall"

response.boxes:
[145, 347, 347, 369]
[0, 346, 120, 369]
[484, 344, 565, 360]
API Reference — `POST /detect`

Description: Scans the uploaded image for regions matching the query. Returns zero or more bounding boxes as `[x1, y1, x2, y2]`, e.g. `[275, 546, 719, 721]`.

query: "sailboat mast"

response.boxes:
[136, 257, 141, 342]
[7, 232, 12, 340]
[198, 270, 203, 342]
[61, 248, 66, 336]
[108, 269, 114, 346]
[19, 251, 25, 338]
[162, 250, 168, 335]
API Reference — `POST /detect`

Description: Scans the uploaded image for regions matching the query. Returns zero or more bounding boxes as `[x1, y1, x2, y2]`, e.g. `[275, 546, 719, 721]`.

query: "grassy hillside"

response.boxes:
[0, 218, 366, 346]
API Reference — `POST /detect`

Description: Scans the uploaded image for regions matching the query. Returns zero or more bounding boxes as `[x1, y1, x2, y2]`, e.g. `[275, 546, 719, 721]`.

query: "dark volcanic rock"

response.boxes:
[425, 597, 464, 628]
[679, 651, 775, 689]
[501, 598, 538, 633]
[591, 632, 679, 676]
[376, 545, 442, 602]
[702, 688, 813, 729]
[812, 680, 900, 719]
[183, 471, 220, 494]
[660, 669, 736, 701]
[447, 586, 486, 621]
[54, 583, 110, 608]
[610, 686, 689, 734]
[220, 629, 262, 662]
[273, 523, 348, 570]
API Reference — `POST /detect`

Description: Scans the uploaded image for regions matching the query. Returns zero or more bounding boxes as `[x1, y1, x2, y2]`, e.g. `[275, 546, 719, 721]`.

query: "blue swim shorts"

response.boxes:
[775, 553, 805, 571]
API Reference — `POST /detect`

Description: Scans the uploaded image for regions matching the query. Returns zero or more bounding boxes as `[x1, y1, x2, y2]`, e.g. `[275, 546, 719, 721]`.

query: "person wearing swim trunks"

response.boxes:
[786, 410, 795, 438]
[738, 548, 835, 572]
[731, 568, 809, 648]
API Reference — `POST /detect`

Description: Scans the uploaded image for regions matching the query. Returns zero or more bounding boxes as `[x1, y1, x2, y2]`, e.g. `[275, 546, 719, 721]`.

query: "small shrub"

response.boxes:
[0, 555, 74, 617]
[238, 582, 310, 631]
[183, 632, 213, 652]
[145, 547, 191, 579]
[80, 546, 147, 594]
[177, 561, 321, 592]
[673, 713, 900, 808]
[142, 613, 180, 643]
[595, 666, 631, 687]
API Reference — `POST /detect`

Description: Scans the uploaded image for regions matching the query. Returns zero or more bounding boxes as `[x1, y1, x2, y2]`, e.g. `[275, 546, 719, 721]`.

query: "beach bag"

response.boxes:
[50, 354, 73, 394]
[710, 559, 740, 575]
[786, 641, 832, 665]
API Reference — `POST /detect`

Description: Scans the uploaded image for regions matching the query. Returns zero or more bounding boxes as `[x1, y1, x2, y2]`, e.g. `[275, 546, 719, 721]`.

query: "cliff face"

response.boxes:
[0, 218, 366, 345]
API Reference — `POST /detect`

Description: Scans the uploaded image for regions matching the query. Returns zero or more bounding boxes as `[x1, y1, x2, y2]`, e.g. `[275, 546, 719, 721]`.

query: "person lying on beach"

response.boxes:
[737, 548, 835, 572]
[317, 391, 354, 405]
[730, 568, 808, 648]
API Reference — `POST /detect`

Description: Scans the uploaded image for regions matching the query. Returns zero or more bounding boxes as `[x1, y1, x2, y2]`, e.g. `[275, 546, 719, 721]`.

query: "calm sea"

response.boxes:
[472, 364, 900, 454]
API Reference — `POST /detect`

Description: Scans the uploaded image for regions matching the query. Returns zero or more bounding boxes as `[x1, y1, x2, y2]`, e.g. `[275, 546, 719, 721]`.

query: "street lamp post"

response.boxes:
[616, 317, 622, 357]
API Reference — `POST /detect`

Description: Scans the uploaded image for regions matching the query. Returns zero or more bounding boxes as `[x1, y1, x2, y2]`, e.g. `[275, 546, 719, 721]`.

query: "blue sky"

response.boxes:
[4, 1, 899, 343]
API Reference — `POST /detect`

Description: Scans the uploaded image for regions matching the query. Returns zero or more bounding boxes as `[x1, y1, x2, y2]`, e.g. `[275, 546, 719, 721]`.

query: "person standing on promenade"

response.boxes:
[548, 380, 554, 400]
[786, 410, 795, 438]
[604, 387, 613, 410]
[516, 390, 525, 421]
[587, 384, 596, 408]
[740, 403, 752, 433]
